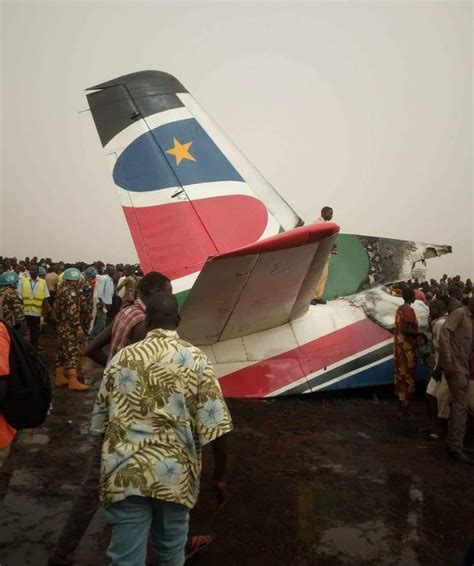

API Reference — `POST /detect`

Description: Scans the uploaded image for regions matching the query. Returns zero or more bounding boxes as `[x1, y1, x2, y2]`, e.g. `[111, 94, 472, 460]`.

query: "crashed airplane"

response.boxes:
[86, 71, 451, 397]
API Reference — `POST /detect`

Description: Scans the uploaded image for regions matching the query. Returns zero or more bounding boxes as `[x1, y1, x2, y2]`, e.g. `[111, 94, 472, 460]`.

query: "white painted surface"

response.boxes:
[201, 298, 367, 377]
[179, 92, 301, 230]
[349, 288, 430, 332]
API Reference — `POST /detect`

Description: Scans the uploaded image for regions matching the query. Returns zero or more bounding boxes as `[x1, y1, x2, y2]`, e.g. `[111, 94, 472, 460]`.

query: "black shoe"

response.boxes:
[447, 448, 474, 465]
[311, 299, 327, 305]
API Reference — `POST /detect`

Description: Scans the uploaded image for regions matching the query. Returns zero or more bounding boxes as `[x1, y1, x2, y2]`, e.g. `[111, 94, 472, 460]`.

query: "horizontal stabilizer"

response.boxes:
[179, 223, 339, 345]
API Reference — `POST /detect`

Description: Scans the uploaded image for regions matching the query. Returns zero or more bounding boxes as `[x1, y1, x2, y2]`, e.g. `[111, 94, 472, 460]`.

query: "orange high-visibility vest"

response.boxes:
[22, 278, 46, 315]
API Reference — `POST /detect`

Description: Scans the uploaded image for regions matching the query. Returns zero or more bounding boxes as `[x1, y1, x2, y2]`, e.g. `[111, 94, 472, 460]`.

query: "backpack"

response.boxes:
[0, 321, 52, 429]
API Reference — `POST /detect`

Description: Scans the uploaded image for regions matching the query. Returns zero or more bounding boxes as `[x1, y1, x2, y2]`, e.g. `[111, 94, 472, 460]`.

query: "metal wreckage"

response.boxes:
[85, 71, 451, 397]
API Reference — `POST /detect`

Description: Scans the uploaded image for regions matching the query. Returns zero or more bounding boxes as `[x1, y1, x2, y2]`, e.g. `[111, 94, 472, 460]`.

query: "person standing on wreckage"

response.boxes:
[311, 206, 337, 306]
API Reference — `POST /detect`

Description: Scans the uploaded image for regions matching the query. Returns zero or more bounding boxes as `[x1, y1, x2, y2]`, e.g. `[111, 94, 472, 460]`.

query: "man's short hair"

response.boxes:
[146, 291, 178, 324]
[438, 294, 450, 308]
[448, 285, 463, 301]
[430, 299, 447, 315]
[402, 287, 415, 303]
[321, 206, 333, 215]
[138, 272, 170, 297]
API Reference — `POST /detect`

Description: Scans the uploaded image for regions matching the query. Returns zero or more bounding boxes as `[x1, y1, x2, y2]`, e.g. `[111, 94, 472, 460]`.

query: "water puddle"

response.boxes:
[0, 491, 67, 546]
[80, 422, 91, 435]
[318, 520, 393, 562]
[8, 469, 32, 488]
[297, 471, 423, 565]
[356, 431, 372, 440]
[78, 442, 92, 454]
[17, 430, 50, 445]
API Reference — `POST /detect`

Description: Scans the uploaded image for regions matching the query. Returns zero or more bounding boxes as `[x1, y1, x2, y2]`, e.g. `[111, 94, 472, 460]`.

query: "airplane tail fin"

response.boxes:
[86, 71, 301, 295]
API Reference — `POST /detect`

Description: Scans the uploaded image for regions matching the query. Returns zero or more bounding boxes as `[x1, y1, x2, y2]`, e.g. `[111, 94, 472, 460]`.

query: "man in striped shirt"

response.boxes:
[86, 271, 172, 366]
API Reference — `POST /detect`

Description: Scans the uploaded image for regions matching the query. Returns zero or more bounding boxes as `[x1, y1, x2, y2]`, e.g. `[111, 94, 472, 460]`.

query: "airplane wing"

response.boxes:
[178, 222, 339, 345]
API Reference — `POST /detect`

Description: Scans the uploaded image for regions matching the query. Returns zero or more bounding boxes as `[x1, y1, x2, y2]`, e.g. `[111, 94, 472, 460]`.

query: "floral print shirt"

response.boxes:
[91, 328, 233, 509]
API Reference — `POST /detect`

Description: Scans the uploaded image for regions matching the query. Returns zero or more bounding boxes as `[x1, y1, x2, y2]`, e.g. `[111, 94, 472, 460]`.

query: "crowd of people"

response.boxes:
[388, 274, 473, 305]
[0, 254, 473, 564]
[389, 275, 474, 466]
[0, 255, 231, 566]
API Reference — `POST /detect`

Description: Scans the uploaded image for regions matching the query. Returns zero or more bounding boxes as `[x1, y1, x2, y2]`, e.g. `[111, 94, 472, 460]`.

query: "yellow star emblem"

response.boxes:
[165, 138, 196, 166]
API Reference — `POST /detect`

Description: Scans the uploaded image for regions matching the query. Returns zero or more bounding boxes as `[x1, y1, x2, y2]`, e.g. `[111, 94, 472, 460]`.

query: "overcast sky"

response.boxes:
[1, 1, 472, 279]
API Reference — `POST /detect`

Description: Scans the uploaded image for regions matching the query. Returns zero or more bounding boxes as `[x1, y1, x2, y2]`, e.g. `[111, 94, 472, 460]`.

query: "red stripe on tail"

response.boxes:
[122, 194, 268, 279]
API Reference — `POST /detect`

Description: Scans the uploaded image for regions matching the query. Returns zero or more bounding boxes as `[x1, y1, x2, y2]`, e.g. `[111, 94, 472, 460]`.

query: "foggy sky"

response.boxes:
[1, 1, 472, 279]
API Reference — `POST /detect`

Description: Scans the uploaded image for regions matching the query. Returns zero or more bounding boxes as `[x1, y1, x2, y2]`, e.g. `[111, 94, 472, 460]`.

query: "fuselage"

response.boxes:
[86, 70, 448, 398]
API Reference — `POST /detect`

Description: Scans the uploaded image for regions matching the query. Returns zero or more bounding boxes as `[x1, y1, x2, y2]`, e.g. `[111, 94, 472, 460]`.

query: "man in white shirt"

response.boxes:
[426, 300, 449, 438]
[90, 266, 115, 339]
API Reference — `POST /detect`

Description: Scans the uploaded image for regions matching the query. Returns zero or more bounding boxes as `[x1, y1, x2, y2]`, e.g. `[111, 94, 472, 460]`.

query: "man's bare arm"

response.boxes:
[85, 324, 113, 367]
[210, 434, 229, 508]
[130, 320, 147, 344]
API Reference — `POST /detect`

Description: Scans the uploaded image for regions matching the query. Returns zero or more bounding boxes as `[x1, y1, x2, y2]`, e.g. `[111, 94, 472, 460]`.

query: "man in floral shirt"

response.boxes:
[91, 292, 232, 566]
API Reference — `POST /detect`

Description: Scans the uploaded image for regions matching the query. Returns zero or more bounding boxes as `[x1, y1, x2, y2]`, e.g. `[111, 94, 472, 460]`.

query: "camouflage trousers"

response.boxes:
[55, 325, 84, 368]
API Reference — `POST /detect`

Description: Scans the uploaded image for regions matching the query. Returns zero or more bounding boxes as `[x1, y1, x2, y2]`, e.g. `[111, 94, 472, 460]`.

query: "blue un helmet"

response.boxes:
[38, 266, 47, 276]
[63, 268, 81, 281]
[0, 271, 19, 286]
[84, 266, 97, 278]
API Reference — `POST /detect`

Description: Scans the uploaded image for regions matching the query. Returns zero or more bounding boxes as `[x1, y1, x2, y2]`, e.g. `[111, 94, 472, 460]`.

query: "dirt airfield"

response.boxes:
[1, 332, 473, 566]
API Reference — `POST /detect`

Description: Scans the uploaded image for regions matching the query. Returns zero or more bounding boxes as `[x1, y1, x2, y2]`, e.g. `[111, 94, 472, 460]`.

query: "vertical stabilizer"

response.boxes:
[86, 71, 301, 295]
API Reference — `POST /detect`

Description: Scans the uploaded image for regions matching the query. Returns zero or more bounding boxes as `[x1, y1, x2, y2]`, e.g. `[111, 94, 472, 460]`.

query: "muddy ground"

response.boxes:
[1, 329, 473, 566]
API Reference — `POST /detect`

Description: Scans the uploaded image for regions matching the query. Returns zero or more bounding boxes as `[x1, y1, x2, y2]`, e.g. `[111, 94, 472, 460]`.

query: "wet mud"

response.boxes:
[1, 330, 473, 565]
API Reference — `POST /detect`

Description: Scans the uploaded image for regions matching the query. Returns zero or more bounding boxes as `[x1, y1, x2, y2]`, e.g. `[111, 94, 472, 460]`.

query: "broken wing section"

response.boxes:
[323, 234, 452, 301]
[178, 223, 339, 345]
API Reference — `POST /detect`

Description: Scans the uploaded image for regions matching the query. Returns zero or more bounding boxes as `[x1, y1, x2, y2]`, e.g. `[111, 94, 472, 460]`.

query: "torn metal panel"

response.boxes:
[323, 234, 452, 301]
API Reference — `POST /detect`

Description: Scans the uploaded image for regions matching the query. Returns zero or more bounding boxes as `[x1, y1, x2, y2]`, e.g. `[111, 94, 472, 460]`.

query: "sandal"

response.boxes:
[185, 533, 216, 562]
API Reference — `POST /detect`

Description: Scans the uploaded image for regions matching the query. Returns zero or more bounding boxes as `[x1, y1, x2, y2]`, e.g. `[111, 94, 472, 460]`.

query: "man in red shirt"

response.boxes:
[0, 321, 16, 468]
[414, 286, 426, 302]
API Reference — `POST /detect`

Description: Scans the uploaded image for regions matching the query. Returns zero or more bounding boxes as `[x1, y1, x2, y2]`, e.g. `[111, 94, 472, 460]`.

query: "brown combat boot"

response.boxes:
[55, 366, 69, 387]
[67, 368, 89, 392]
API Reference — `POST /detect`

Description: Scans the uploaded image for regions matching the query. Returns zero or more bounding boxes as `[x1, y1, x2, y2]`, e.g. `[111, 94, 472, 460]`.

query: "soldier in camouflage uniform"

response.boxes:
[116, 266, 138, 309]
[0, 271, 24, 329]
[76, 267, 97, 378]
[53, 268, 89, 391]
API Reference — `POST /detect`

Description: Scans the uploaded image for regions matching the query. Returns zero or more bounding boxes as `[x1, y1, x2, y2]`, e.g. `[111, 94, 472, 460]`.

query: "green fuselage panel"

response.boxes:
[322, 234, 370, 301]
